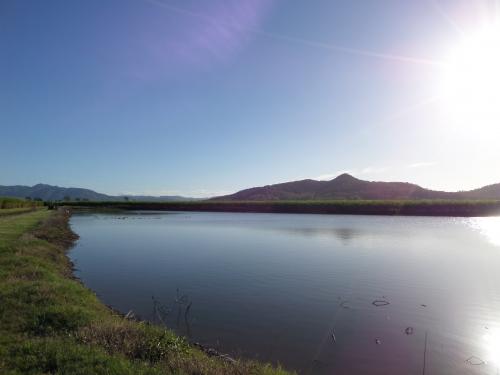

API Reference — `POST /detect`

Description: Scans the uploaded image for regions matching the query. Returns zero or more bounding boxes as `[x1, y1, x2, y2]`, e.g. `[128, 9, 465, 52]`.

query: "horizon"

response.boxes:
[2, 171, 497, 198]
[2, 1, 499, 197]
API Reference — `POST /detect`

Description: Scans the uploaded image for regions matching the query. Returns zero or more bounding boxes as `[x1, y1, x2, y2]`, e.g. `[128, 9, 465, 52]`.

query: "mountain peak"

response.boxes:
[214, 173, 481, 201]
[331, 173, 358, 182]
[32, 183, 52, 188]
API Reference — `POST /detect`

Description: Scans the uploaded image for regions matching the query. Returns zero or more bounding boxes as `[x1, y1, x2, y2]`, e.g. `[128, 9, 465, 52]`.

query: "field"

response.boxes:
[0, 209, 292, 375]
[0, 198, 43, 217]
[62, 199, 500, 217]
[0, 197, 43, 210]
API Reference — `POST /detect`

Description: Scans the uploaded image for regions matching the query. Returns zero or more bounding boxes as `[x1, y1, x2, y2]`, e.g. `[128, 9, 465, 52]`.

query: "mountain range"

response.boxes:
[0, 184, 196, 202]
[2, 174, 500, 202]
[213, 173, 500, 201]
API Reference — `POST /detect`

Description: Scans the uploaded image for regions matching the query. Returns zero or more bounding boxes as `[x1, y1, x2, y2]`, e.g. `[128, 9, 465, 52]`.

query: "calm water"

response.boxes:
[69, 212, 500, 374]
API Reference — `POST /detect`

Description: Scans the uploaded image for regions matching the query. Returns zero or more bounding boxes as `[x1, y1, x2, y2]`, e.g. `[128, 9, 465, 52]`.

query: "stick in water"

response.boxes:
[422, 331, 428, 375]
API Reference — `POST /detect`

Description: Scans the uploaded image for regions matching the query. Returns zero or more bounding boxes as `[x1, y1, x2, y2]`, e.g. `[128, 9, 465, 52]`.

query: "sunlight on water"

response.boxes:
[483, 327, 500, 367]
[470, 217, 500, 247]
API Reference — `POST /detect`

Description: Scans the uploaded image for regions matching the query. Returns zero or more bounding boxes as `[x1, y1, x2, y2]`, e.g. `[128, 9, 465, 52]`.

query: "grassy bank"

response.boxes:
[63, 199, 500, 217]
[0, 209, 292, 375]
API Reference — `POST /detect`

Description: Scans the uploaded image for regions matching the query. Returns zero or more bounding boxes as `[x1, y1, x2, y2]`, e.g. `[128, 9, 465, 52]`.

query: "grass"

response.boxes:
[0, 208, 40, 217]
[0, 197, 43, 210]
[0, 210, 293, 375]
[63, 199, 500, 217]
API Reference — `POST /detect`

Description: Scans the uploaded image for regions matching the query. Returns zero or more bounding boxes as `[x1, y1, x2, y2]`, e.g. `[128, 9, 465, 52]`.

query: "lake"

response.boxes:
[69, 211, 500, 374]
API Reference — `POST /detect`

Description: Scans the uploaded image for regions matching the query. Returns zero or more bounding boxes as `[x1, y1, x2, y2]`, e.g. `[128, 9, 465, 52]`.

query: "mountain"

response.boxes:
[213, 173, 500, 201]
[3, 176, 499, 202]
[0, 184, 197, 202]
[464, 183, 500, 200]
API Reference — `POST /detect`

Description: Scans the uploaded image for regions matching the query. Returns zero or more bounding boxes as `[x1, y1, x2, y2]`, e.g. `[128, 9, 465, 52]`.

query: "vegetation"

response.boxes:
[0, 209, 292, 375]
[0, 197, 43, 210]
[0, 208, 39, 218]
[63, 199, 500, 217]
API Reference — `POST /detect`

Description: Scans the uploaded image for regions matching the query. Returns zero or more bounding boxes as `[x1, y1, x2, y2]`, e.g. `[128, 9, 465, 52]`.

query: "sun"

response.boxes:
[440, 24, 500, 135]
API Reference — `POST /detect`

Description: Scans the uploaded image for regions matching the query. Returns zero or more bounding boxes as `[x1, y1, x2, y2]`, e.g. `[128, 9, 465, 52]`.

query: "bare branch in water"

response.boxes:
[151, 295, 172, 326]
[153, 289, 193, 338]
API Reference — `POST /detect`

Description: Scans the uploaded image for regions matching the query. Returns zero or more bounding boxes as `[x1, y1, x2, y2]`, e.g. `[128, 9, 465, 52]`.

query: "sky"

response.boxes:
[1, 0, 500, 197]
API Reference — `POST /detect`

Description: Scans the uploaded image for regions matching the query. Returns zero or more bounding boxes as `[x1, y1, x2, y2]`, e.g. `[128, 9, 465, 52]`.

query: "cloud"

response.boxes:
[407, 161, 437, 169]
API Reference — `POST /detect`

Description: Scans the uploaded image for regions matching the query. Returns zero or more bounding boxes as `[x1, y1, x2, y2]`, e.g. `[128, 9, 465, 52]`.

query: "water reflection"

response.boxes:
[278, 227, 360, 243]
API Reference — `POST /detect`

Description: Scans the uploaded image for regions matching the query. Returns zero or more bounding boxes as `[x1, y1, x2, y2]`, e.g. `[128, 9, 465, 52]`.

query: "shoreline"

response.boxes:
[63, 199, 500, 217]
[0, 209, 292, 375]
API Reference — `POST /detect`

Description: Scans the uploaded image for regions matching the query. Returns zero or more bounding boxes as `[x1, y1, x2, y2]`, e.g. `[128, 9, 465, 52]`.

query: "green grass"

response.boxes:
[0, 210, 293, 375]
[0, 208, 36, 217]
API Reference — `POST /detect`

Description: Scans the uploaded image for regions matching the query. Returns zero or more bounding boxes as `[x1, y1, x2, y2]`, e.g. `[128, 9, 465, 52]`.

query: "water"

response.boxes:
[69, 211, 500, 374]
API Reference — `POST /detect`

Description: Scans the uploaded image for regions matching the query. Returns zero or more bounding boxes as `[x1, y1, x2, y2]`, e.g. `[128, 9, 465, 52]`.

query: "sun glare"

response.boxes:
[483, 327, 500, 367]
[470, 217, 500, 247]
[441, 24, 500, 135]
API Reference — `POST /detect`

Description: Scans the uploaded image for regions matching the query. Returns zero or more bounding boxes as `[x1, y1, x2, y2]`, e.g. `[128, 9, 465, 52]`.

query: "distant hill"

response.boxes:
[213, 173, 500, 201]
[0, 184, 197, 202]
[3, 176, 499, 203]
[463, 183, 500, 200]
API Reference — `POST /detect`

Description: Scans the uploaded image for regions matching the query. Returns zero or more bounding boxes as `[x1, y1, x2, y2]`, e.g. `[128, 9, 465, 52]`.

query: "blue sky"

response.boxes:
[2, 0, 499, 197]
